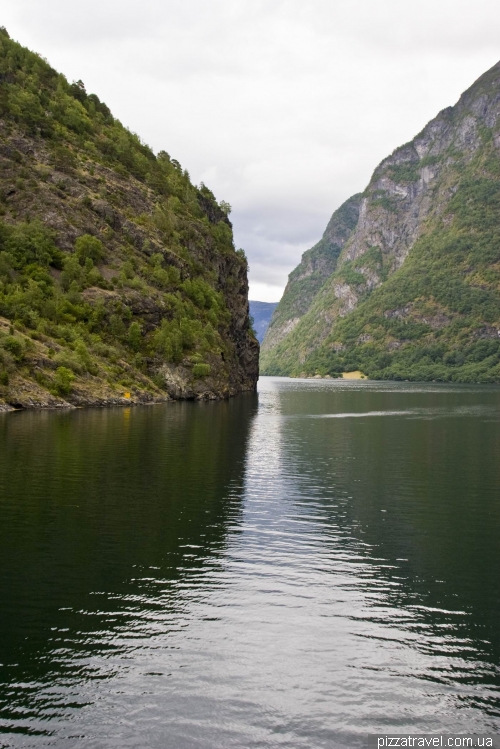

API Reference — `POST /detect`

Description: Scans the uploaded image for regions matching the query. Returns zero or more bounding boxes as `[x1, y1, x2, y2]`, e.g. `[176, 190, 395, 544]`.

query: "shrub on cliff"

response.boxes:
[53, 366, 75, 395]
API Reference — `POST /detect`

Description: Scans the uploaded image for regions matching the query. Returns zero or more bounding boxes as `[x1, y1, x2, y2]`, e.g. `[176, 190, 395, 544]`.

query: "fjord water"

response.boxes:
[1, 378, 500, 747]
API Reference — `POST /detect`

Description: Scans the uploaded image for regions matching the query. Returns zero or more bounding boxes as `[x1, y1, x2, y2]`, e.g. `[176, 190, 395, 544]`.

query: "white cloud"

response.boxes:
[2, 0, 500, 300]
[248, 281, 284, 304]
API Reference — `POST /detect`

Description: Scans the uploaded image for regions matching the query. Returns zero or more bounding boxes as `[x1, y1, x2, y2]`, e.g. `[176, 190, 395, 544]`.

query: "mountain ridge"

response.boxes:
[261, 59, 500, 383]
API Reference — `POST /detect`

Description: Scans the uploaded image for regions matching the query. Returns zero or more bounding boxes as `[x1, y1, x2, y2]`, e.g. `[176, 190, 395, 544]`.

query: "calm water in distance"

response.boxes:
[0, 376, 500, 747]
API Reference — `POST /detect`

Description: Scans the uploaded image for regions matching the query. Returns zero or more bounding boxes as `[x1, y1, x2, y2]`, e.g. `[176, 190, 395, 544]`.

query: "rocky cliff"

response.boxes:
[0, 29, 258, 410]
[261, 60, 500, 383]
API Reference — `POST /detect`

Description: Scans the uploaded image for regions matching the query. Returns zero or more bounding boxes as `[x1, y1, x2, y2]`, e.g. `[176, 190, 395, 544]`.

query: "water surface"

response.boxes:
[1, 377, 500, 747]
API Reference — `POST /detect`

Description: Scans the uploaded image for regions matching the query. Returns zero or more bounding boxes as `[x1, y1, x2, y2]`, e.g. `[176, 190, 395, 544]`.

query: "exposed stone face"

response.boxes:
[332, 283, 359, 317]
[263, 317, 301, 350]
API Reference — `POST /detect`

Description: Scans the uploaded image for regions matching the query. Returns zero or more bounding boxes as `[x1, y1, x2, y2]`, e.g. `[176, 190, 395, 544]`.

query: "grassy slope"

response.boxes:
[0, 29, 257, 406]
[261, 67, 500, 383]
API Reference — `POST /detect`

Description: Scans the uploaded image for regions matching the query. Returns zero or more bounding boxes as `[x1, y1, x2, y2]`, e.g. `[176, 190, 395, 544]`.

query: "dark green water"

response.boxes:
[1, 376, 499, 747]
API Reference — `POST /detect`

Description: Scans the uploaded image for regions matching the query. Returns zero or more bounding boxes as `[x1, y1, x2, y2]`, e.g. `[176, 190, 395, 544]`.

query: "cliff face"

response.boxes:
[261, 61, 500, 383]
[0, 29, 258, 409]
[263, 193, 362, 350]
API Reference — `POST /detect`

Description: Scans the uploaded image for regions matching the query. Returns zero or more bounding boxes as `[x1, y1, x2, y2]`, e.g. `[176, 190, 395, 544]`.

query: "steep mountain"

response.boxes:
[261, 60, 500, 383]
[263, 193, 362, 350]
[249, 300, 278, 343]
[0, 29, 258, 409]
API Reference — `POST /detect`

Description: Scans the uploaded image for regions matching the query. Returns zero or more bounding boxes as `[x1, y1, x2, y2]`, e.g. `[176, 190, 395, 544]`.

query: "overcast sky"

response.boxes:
[2, 1, 500, 301]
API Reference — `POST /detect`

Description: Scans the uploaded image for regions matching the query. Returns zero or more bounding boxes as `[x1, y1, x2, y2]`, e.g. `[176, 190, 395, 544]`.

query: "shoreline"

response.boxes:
[0, 383, 257, 413]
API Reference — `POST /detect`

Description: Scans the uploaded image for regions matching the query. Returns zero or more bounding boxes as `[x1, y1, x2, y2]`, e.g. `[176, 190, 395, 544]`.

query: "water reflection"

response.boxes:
[0, 396, 257, 743]
[0, 379, 499, 747]
[248, 378, 500, 732]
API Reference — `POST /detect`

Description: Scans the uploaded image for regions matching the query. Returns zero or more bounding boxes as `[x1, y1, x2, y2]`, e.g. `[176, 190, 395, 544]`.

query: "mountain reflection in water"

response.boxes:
[0, 377, 499, 747]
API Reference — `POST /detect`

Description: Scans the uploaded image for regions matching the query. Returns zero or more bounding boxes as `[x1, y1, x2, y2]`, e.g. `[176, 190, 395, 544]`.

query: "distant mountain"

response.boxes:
[0, 29, 258, 409]
[249, 301, 278, 343]
[261, 60, 500, 383]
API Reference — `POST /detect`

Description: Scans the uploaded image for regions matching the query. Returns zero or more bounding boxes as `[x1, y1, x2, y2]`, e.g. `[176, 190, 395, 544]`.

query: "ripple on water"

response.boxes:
[0, 378, 499, 746]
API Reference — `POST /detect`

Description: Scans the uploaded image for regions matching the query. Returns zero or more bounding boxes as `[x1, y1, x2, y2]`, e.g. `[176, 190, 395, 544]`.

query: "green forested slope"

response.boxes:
[261, 61, 500, 383]
[0, 28, 258, 407]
